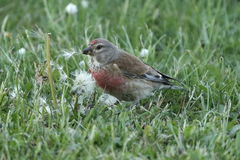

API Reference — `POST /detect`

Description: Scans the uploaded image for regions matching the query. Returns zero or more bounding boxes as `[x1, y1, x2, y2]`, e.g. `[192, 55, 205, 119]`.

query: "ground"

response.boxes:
[0, 0, 240, 159]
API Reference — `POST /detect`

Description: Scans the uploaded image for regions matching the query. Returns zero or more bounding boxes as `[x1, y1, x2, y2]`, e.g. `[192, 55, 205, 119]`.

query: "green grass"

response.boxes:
[0, 0, 240, 159]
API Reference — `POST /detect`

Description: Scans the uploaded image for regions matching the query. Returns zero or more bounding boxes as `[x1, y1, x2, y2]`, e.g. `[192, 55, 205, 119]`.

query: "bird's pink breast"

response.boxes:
[90, 69, 124, 91]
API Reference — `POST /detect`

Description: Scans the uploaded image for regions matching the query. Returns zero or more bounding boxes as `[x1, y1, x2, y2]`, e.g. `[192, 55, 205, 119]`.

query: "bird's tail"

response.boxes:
[159, 84, 185, 90]
[170, 85, 185, 90]
[161, 75, 188, 91]
[155, 70, 187, 90]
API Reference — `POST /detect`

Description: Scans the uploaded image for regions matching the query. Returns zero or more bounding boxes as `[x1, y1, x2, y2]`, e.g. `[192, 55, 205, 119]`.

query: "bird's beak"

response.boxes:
[82, 47, 93, 55]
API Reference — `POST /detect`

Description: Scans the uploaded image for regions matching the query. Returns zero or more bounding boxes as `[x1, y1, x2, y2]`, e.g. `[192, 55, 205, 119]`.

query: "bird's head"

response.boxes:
[82, 38, 120, 64]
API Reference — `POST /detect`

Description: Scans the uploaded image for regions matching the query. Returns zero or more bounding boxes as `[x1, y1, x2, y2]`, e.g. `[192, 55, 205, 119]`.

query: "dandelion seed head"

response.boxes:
[65, 3, 78, 15]
[81, 0, 89, 8]
[72, 71, 95, 96]
[18, 48, 26, 55]
[140, 48, 149, 57]
[98, 94, 118, 105]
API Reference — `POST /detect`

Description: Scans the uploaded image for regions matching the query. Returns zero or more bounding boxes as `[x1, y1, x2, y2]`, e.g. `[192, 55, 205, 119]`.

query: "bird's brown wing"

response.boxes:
[112, 52, 149, 75]
[112, 52, 173, 85]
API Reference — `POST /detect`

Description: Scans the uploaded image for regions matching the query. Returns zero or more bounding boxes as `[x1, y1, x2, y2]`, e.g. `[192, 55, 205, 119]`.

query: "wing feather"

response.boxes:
[112, 52, 174, 85]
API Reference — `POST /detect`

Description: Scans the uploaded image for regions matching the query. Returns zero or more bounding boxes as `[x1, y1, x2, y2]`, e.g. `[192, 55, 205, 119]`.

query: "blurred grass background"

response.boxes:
[0, 0, 240, 159]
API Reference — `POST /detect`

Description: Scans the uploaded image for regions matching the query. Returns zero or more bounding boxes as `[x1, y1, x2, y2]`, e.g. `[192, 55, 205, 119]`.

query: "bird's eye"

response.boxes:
[96, 45, 103, 50]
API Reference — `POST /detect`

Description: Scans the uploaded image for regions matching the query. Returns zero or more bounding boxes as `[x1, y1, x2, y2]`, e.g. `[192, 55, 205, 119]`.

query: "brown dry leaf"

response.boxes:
[34, 63, 48, 85]
[3, 32, 12, 39]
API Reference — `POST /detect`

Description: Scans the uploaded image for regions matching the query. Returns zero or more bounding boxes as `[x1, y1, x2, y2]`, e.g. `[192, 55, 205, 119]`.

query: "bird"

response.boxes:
[82, 38, 182, 101]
